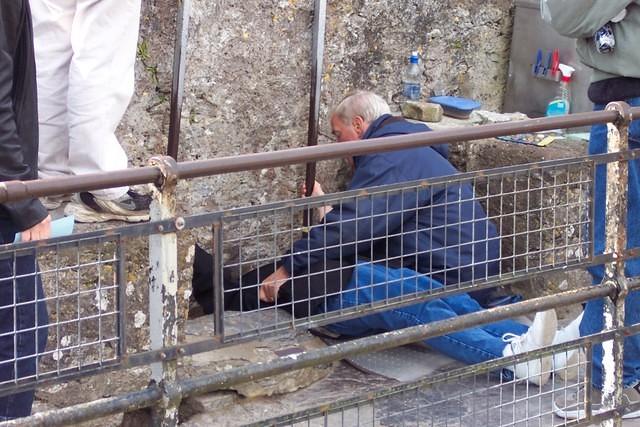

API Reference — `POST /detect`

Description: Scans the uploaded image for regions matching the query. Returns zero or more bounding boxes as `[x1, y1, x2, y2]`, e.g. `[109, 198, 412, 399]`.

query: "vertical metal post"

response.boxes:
[600, 102, 631, 427]
[116, 238, 128, 360]
[148, 156, 181, 426]
[167, 0, 192, 160]
[303, 0, 327, 226]
[212, 222, 224, 340]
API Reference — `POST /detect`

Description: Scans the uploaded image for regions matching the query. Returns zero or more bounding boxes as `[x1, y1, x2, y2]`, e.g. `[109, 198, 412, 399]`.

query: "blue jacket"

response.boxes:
[282, 114, 500, 288]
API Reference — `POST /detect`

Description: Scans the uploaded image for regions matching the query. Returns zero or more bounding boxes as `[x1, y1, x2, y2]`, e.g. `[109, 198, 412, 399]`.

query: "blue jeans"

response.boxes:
[326, 261, 528, 367]
[0, 220, 48, 420]
[582, 97, 640, 389]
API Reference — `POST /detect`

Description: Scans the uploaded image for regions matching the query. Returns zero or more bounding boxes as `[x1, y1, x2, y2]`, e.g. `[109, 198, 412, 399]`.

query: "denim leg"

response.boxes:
[0, 224, 49, 420]
[439, 292, 528, 338]
[582, 97, 640, 389]
[326, 262, 527, 366]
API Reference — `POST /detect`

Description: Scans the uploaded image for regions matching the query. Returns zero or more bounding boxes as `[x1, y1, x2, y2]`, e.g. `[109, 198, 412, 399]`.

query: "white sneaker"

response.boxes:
[554, 383, 640, 420]
[552, 312, 583, 380]
[64, 190, 151, 223]
[502, 310, 557, 386]
[40, 194, 72, 210]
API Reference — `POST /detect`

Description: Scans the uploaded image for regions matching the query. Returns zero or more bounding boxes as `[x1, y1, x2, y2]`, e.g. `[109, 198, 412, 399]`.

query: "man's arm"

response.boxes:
[279, 155, 430, 277]
[545, 0, 634, 38]
[0, 16, 49, 234]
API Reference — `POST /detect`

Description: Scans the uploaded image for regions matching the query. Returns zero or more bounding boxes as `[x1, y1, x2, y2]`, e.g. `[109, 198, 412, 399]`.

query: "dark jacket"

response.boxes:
[281, 114, 500, 289]
[0, 1, 47, 231]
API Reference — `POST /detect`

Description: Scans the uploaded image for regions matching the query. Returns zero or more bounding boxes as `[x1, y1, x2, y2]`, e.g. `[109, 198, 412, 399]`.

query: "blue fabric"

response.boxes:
[325, 261, 528, 367]
[281, 115, 500, 302]
[0, 220, 48, 420]
[581, 97, 640, 389]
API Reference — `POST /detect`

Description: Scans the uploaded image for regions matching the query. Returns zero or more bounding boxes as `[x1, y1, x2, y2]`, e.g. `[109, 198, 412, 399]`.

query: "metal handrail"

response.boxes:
[0, 108, 636, 204]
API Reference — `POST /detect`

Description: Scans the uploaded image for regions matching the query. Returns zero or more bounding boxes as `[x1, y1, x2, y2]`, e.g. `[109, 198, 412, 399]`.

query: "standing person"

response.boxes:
[544, 0, 640, 419]
[30, 0, 151, 223]
[0, 0, 50, 419]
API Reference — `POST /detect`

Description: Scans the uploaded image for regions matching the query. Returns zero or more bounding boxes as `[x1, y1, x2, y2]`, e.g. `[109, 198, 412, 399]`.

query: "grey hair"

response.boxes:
[332, 90, 391, 124]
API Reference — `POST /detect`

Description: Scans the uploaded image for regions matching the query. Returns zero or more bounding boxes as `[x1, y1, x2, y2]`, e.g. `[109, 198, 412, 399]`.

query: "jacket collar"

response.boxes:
[353, 114, 396, 167]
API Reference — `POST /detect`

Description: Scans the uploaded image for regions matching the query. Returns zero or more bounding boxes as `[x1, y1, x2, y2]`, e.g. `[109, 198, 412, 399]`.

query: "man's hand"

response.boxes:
[20, 215, 52, 242]
[301, 180, 325, 198]
[302, 180, 333, 220]
[259, 266, 290, 303]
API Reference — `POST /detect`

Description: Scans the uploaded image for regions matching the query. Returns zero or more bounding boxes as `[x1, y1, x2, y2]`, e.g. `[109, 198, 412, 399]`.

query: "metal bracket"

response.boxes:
[606, 101, 633, 128]
[149, 155, 180, 192]
[612, 275, 630, 305]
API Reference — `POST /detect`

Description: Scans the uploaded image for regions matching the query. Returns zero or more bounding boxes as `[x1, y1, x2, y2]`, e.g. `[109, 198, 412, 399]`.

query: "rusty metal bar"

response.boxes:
[212, 222, 224, 340]
[10, 282, 640, 427]
[600, 102, 632, 427]
[147, 156, 181, 426]
[117, 238, 128, 362]
[166, 0, 191, 160]
[3, 108, 639, 205]
[174, 109, 626, 179]
[1, 386, 162, 427]
[303, 0, 327, 227]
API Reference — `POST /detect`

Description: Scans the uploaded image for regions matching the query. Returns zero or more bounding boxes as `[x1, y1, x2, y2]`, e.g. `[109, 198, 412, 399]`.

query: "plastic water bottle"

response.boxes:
[402, 52, 421, 100]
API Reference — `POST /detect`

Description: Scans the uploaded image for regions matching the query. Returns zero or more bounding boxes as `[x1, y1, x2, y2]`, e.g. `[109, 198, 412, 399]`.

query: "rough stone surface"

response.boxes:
[182, 312, 334, 398]
[470, 109, 529, 124]
[456, 135, 592, 306]
[180, 391, 237, 422]
[401, 101, 443, 122]
[124, 0, 514, 218]
[180, 362, 393, 426]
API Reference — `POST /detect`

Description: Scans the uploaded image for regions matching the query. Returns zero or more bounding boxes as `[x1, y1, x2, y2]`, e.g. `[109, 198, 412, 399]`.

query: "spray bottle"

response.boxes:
[546, 64, 575, 117]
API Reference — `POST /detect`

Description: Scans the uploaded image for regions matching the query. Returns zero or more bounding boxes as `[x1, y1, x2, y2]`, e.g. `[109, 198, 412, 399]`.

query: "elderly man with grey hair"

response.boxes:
[261, 90, 493, 303]
[194, 91, 563, 387]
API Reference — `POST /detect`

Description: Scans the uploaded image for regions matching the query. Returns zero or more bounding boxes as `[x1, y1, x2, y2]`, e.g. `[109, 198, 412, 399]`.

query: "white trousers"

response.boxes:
[31, 0, 141, 199]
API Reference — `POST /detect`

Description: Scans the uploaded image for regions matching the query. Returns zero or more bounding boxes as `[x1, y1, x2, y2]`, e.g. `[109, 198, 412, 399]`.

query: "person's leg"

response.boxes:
[30, 0, 75, 180]
[439, 292, 529, 338]
[0, 224, 49, 420]
[582, 97, 640, 390]
[66, 0, 140, 199]
[62, 0, 151, 222]
[326, 262, 531, 365]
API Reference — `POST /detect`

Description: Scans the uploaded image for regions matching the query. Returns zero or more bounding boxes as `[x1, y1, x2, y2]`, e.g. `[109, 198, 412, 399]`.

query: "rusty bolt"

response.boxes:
[175, 217, 186, 230]
[178, 348, 186, 355]
[157, 224, 165, 232]
[159, 352, 167, 360]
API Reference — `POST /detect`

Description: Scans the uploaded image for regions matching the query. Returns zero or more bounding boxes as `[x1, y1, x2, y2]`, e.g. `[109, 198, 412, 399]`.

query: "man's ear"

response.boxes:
[352, 116, 366, 137]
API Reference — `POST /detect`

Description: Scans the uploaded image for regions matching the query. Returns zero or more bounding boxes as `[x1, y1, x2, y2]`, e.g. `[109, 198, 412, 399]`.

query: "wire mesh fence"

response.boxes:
[211, 158, 594, 341]
[252, 341, 595, 427]
[0, 234, 125, 396]
[0, 105, 636, 425]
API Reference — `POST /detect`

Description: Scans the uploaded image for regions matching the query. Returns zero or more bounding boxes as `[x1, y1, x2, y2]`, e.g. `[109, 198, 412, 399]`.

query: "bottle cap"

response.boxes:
[558, 64, 575, 82]
[410, 52, 419, 64]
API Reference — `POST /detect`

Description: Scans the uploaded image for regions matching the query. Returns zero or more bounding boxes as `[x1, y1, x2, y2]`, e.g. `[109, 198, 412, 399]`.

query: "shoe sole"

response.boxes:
[553, 401, 640, 420]
[64, 202, 150, 223]
[41, 195, 72, 211]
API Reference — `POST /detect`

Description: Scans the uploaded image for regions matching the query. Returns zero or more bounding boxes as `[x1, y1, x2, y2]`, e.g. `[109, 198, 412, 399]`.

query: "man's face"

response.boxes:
[330, 114, 365, 143]
[330, 114, 369, 170]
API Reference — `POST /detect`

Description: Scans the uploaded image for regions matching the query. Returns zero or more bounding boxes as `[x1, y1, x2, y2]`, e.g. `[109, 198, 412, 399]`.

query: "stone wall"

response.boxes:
[123, 0, 514, 212]
[118, 0, 517, 349]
